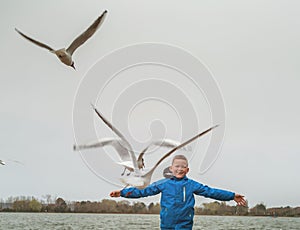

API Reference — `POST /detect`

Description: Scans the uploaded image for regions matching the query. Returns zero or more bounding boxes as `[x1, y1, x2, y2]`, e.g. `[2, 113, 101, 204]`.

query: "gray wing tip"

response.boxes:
[90, 103, 96, 110]
[213, 124, 220, 129]
[15, 28, 21, 33]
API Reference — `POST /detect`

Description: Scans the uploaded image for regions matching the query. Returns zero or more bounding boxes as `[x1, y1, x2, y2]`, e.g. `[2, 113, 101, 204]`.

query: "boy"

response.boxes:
[110, 155, 246, 229]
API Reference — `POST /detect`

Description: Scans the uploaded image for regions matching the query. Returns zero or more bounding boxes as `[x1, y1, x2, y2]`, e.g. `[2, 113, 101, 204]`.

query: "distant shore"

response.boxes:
[1, 196, 299, 217]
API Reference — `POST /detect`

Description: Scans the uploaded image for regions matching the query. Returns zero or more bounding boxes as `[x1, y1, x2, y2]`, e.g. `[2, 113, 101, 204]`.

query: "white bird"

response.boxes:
[120, 125, 219, 188]
[74, 137, 191, 176]
[15, 10, 108, 69]
[0, 160, 5, 165]
[75, 106, 191, 175]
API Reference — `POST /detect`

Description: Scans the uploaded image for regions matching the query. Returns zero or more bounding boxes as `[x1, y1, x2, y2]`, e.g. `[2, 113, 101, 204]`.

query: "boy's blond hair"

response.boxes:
[172, 155, 188, 166]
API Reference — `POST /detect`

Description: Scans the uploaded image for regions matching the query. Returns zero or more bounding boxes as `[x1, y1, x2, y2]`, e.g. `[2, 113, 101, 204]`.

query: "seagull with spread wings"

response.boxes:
[15, 10, 108, 69]
[74, 105, 191, 176]
[74, 137, 191, 176]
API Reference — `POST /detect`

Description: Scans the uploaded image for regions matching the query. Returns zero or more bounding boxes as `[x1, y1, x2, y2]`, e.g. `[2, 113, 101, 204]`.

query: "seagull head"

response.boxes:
[137, 157, 145, 170]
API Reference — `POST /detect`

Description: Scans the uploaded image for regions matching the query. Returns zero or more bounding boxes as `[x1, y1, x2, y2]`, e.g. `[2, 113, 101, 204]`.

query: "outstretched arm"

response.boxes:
[110, 181, 162, 199]
[234, 194, 247, 206]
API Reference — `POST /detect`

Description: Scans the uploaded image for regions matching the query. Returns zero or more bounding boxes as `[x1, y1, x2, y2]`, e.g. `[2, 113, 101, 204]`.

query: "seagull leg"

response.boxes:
[121, 167, 126, 176]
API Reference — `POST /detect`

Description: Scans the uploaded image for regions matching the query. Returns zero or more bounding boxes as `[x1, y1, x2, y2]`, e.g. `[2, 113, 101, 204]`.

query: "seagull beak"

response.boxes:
[71, 62, 76, 70]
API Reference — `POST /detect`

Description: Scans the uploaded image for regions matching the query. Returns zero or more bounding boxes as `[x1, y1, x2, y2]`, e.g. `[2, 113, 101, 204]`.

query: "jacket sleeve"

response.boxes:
[120, 182, 161, 198]
[193, 181, 235, 201]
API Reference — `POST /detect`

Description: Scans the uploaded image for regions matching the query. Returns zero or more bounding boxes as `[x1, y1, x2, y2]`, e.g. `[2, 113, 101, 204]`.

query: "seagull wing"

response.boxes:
[15, 28, 54, 51]
[74, 137, 118, 150]
[137, 146, 151, 164]
[74, 137, 131, 162]
[144, 125, 219, 178]
[151, 139, 192, 151]
[67, 10, 108, 55]
[91, 104, 139, 171]
[0, 160, 5, 165]
[137, 139, 191, 163]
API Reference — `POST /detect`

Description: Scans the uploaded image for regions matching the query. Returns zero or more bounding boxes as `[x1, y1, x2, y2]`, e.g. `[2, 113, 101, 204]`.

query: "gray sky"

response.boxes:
[0, 0, 299, 208]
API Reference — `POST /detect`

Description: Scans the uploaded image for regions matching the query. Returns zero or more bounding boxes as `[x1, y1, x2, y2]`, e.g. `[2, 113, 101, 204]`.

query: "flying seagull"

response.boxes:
[120, 125, 219, 188]
[76, 105, 191, 175]
[74, 137, 191, 176]
[15, 10, 108, 69]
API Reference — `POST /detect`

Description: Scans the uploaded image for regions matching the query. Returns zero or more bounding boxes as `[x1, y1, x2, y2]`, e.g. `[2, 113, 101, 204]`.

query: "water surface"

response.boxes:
[0, 213, 299, 230]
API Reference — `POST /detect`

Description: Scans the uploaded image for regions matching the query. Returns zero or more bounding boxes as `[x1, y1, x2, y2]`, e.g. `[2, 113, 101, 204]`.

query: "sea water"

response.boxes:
[0, 213, 299, 230]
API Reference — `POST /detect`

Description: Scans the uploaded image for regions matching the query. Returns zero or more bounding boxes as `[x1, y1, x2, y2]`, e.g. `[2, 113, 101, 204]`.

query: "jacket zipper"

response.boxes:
[183, 186, 186, 202]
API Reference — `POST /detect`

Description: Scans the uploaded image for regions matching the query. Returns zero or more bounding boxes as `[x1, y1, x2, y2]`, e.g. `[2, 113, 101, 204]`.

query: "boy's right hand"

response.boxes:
[110, 190, 121, 197]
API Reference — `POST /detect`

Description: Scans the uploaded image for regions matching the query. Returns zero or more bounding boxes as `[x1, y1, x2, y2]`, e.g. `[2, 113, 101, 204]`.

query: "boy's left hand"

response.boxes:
[234, 194, 247, 206]
[110, 190, 121, 197]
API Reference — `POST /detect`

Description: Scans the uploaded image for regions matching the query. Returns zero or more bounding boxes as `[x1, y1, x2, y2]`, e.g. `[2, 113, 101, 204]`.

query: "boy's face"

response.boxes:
[169, 159, 189, 179]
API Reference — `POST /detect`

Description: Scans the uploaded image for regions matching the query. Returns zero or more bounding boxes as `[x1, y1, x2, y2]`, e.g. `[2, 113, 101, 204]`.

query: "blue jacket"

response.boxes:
[121, 176, 235, 229]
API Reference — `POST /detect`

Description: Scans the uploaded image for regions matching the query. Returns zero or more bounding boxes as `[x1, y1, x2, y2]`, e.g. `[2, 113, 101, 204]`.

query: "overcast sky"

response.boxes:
[0, 0, 299, 208]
